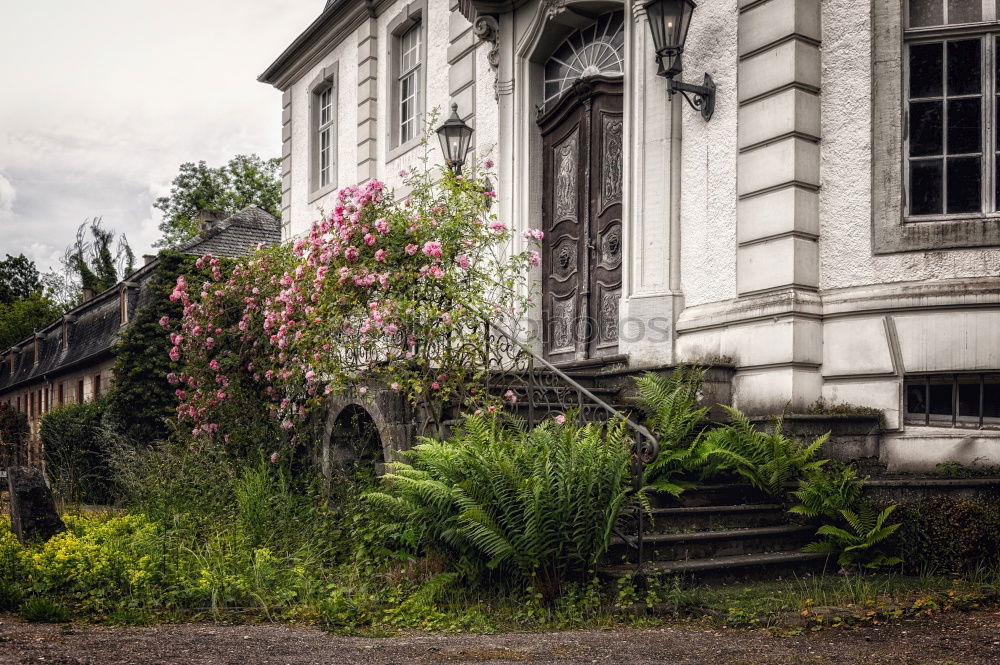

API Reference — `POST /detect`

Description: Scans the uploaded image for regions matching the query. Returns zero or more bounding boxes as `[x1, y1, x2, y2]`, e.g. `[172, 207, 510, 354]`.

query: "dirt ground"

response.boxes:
[2, 611, 999, 665]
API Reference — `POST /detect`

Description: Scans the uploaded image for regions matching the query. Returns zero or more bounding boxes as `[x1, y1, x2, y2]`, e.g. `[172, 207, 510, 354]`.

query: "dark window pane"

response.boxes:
[946, 156, 981, 213]
[910, 101, 943, 155]
[910, 42, 944, 98]
[958, 380, 980, 417]
[984, 376, 1000, 419]
[911, 159, 944, 214]
[948, 0, 982, 23]
[906, 382, 928, 414]
[947, 39, 981, 95]
[910, 0, 944, 26]
[947, 98, 981, 153]
[910, 102, 944, 157]
[929, 381, 953, 416]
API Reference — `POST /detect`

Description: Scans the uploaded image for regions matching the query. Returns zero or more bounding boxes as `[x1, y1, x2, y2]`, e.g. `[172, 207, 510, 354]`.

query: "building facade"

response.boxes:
[261, 0, 1000, 471]
[0, 207, 281, 464]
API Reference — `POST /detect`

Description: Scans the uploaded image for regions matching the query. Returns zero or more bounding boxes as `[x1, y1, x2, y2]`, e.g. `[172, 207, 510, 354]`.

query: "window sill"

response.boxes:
[874, 211, 1000, 254]
[386, 136, 422, 164]
[904, 213, 1000, 224]
[308, 182, 338, 205]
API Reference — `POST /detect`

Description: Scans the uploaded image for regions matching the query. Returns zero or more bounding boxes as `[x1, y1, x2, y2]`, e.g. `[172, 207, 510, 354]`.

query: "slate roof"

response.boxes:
[0, 207, 280, 395]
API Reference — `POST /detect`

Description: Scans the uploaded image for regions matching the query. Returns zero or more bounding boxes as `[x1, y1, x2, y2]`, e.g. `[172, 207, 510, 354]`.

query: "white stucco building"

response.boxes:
[260, 0, 1000, 471]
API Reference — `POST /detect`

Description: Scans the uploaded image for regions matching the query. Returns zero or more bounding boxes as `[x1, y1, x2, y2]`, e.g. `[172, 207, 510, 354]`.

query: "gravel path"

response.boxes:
[1, 611, 999, 664]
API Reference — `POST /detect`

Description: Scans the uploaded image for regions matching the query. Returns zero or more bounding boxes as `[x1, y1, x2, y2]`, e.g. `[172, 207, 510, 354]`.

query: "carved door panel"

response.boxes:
[589, 90, 623, 358]
[539, 76, 623, 363]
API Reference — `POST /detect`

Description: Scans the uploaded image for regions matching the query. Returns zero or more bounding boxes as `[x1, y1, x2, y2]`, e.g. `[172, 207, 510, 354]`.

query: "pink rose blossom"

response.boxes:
[422, 241, 443, 258]
[555, 414, 566, 425]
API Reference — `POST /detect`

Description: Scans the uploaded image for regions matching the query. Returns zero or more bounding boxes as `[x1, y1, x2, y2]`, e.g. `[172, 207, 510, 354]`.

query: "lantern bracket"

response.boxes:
[669, 73, 715, 121]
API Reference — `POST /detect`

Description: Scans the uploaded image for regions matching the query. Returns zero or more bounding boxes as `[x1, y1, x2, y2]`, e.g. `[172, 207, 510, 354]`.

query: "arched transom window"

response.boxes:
[543, 11, 625, 111]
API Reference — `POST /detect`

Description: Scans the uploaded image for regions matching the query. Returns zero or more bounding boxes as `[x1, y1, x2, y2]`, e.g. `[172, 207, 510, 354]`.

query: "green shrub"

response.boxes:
[26, 514, 164, 610]
[0, 517, 26, 585]
[40, 398, 114, 504]
[895, 497, 1000, 574]
[366, 412, 632, 601]
[0, 582, 21, 612]
[700, 407, 828, 496]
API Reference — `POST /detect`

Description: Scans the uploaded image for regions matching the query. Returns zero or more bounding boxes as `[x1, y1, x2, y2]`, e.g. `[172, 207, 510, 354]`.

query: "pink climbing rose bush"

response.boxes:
[165, 158, 538, 444]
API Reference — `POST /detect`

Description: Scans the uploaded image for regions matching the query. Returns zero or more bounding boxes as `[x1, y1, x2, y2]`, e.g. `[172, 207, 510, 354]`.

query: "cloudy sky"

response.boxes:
[0, 1, 320, 272]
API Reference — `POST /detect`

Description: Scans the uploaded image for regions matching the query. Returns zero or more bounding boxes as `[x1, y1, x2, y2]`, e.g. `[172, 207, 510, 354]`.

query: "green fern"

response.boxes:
[634, 367, 710, 495]
[802, 504, 902, 570]
[699, 406, 829, 496]
[790, 463, 864, 520]
[364, 411, 631, 600]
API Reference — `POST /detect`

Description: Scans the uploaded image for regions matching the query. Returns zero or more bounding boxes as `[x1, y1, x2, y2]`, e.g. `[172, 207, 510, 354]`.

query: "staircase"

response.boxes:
[477, 324, 828, 581]
[599, 483, 828, 581]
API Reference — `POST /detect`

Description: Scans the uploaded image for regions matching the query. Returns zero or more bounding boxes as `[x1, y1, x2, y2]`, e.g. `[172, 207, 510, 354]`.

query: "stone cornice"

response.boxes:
[676, 278, 1000, 333]
[258, 0, 397, 90]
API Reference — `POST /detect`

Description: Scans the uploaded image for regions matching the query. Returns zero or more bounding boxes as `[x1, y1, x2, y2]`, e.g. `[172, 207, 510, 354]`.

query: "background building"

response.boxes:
[0, 206, 280, 464]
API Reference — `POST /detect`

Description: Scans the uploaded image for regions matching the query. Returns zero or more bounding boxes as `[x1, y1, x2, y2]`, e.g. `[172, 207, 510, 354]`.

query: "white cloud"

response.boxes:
[0, 0, 319, 270]
[0, 174, 15, 217]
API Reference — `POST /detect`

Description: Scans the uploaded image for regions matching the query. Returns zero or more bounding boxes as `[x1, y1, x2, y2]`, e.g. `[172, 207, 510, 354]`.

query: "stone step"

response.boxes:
[625, 503, 789, 533]
[652, 483, 773, 508]
[598, 551, 829, 581]
[607, 524, 815, 564]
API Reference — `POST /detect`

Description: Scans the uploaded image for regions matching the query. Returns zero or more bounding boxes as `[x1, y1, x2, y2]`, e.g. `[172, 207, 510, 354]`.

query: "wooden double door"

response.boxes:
[539, 75, 624, 364]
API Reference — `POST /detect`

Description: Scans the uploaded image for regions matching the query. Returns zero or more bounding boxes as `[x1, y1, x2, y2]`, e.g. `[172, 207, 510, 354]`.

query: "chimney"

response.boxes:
[194, 209, 225, 233]
[143, 254, 156, 265]
[82, 287, 94, 301]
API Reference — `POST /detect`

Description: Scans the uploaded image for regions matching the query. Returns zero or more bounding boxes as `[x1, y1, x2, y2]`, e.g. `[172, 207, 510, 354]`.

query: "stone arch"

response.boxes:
[319, 386, 411, 480]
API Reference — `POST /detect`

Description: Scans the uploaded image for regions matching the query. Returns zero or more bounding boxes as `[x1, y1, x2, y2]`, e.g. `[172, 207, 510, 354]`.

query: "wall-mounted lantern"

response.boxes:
[644, 0, 716, 120]
[436, 103, 474, 175]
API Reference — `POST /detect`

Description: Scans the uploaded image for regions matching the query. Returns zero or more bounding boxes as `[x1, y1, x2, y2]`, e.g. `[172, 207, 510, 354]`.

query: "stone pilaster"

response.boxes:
[448, 0, 476, 123]
[733, 0, 823, 409]
[357, 18, 378, 183]
[280, 88, 292, 238]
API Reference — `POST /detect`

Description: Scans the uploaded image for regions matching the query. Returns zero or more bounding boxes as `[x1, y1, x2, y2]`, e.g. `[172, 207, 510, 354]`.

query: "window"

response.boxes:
[93, 374, 101, 398]
[904, 1, 1000, 217]
[542, 12, 625, 111]
[317, 86, 334, 188]
[873, 0, 1000, 252]
[77, 379, 84, 404]
[387, 1, 425, 158]
[58, 382, 64, 406]
[905, 372, 1000, 427]
[397, 23, 422, 145]
[308, 63, 338, 198]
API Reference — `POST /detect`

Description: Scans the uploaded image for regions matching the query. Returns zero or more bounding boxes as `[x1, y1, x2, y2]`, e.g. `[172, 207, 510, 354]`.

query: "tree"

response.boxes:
[104, 251, 212, 444]
[61, 218, 135, 298]
[154, 154, 281, 248]
[0, 292, 62, 349]
[0, 254, 42, 306]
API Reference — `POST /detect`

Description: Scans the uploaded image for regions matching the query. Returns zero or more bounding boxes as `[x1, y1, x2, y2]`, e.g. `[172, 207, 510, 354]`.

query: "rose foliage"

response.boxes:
[165, 159, 539, 449]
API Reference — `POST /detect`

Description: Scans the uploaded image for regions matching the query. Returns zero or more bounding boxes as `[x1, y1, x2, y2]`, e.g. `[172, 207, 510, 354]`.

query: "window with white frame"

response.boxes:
[317, 85, 335, 189]
[905, 0, 1000, 217]
[397, 22, 422, 146]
